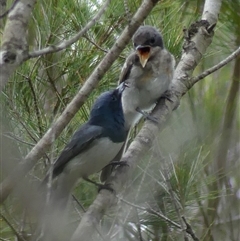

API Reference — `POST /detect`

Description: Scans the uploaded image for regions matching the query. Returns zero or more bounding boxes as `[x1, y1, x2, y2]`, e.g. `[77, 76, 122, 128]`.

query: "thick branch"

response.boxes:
[71, 0, 223, 239]
[27, 0, 111, 59]
[0, 0, 160, 204]
[0, 0, 37, 91]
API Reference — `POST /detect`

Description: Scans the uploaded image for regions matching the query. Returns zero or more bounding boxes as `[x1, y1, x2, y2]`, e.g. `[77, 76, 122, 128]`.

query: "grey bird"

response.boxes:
[101, 25, 175, 182]
[120, 25, 175, 127]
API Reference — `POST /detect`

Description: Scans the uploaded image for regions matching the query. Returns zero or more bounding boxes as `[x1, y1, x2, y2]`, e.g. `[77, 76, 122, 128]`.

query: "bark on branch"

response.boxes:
[0, 0, 37, 90]
[70, 0, 224, 240]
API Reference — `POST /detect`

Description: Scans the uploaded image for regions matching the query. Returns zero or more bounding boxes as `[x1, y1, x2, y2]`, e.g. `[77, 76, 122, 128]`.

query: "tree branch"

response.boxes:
[191, 46, 240, 85]
[0, 0, 37, 91]
[182, 216, 199, 241]
[84, 35, 126, 59]
[0, 0, 160, 204]
[71, 0, 223, 239]
[119, 198, 181, 229]
[27, 0, 111, 59]
[0, 0, 19, 19]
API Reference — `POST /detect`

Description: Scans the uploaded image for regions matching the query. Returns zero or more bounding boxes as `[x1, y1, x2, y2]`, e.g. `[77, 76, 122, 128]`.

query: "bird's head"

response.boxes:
[133, 25, 164, 68]
[89, 82, 127, 127]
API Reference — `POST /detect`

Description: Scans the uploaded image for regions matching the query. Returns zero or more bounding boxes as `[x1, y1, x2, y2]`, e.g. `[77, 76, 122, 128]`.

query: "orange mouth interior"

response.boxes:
[137, 47, 151, 67]
[137, 46, 151, 57]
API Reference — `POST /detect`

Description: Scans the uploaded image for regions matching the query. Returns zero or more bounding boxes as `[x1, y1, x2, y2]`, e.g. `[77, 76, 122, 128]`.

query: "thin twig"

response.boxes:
[28, 0, 110, 58]
[71, 196, 106, 241]
[84, 35, 126, 60]
[191, 46, 240, 84]
[161, 155, 189, 241]
[72, 194, 86, 212]
[119, 197, 182, 229]
[84, 36, 109, 54]
[134, 207, 144, 241]
[3, 133, 35, 146]
[27, 76, 43, 137]
[0, 213, 27, 241]
[182, 216, 199, 241]
[12, 109, 38, 143]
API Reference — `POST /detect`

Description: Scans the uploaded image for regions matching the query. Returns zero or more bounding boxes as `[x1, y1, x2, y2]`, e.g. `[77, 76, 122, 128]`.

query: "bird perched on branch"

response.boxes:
[120, 25, 175, 127]
[43, 83, 127, 205]
[101, 25, 175, 182]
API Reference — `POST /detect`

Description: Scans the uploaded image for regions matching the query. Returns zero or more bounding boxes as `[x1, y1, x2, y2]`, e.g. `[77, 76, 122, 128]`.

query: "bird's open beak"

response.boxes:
[136, 45, 151, 68]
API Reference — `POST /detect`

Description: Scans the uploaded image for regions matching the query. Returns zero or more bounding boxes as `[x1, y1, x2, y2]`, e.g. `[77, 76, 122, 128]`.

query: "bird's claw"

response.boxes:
[160, 90, 180, 110]
[105, 160, 129, 168]
[136, 107, 158, 124]
[83, 177, 115, 193]
[161, 90, 173, 102]
[144, 115, 158, 124]
[98, 183, 114, 193]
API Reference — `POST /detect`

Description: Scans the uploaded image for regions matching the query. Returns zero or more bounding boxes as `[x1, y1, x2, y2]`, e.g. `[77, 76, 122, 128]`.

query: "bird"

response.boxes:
[120, 25, 175, 127]
[100, 25, 175, 182]
[42, 82, 127, 204]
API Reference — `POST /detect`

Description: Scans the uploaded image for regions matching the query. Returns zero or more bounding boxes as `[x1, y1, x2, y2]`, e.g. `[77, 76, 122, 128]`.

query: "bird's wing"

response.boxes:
[118, 53, 136, 84]
[51, 124, 103, 177]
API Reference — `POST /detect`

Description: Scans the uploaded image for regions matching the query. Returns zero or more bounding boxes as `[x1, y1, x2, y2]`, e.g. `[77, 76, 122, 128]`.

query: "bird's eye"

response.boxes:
[150, 37, 155, 44]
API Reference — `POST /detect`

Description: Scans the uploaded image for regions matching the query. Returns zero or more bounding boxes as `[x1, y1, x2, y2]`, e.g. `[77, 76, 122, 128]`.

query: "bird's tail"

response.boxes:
[34, 175, 72, 241]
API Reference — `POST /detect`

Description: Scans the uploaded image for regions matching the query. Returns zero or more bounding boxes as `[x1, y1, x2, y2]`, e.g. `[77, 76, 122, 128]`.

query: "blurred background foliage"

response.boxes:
[0, 0, 239, 240]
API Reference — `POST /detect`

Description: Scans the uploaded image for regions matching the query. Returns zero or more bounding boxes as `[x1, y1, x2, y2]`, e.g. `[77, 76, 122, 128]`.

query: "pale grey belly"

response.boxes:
[122, 76, 170, 126]
[138, 76, 170, 109]
[64, 138, 124, 179]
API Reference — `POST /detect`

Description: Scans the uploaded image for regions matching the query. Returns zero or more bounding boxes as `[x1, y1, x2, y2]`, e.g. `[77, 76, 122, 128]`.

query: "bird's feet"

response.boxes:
[97, 183, 114, 193]
[83, 177, 114, 193]
[161, 90, 173, 102]
[160, 89, 180, 110]
[104, 160, 129, 168]
[136, 107, 158, 124]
